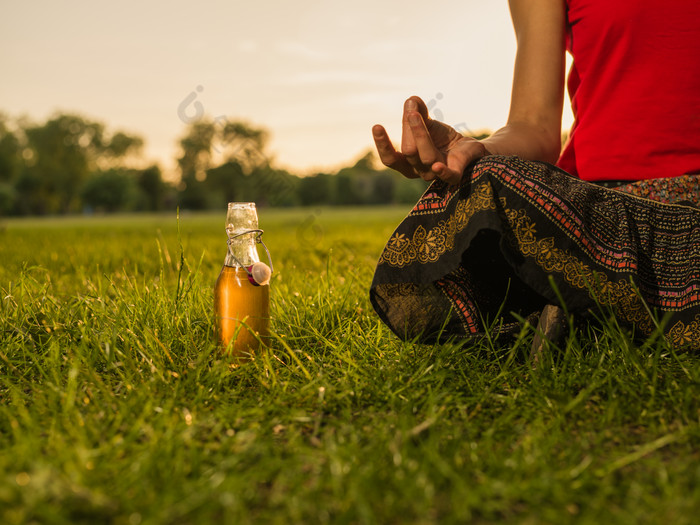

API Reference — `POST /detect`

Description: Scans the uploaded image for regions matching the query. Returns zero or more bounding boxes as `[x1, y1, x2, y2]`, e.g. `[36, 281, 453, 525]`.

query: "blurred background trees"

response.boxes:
[0, 112, 169, 215]
[0, 110, 432, 216]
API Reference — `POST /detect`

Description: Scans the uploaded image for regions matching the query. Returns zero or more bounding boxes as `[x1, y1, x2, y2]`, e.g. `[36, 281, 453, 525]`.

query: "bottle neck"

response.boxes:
[225, 231, 260, 268]
[224, 202, 261, 268]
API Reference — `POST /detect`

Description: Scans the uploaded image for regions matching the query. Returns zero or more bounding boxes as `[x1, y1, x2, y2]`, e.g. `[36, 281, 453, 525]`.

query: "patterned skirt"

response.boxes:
[370, 156, 700, 350]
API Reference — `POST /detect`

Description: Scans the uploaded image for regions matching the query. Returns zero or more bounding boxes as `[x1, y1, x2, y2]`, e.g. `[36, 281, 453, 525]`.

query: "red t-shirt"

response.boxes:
[557, 0, 700, 181]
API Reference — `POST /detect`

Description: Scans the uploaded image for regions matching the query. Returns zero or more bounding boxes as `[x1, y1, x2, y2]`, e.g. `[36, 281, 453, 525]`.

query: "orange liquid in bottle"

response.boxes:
[214, 266, 270, 359]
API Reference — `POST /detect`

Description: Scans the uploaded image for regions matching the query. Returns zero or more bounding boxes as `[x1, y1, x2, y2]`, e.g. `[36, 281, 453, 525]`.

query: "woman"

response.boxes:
[369, 0, 700, 349]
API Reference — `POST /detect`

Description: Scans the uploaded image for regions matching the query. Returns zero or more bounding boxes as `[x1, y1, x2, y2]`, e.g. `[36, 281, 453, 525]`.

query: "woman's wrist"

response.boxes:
[479, 124, 560, 164]
[476, 140, 493, 158]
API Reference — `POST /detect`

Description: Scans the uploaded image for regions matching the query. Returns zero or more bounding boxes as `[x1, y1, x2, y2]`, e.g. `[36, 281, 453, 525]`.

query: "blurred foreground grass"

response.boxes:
[1, 207, 699, 524]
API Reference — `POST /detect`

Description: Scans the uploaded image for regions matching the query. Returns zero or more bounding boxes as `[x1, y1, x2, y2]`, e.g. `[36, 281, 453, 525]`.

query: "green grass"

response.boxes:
[1, 206, 699, 524]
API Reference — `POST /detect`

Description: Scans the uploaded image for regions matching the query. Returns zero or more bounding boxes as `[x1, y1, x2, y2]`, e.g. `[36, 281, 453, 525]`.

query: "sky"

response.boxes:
[1, 0, 572, 179]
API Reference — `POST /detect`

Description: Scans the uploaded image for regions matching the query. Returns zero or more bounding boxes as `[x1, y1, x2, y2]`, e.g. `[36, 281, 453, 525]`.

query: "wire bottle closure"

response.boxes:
[225, 228, 273, 286]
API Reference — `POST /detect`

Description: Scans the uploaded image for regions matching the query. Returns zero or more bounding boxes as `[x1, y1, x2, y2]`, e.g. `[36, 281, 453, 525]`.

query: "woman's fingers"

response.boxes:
[401, 98, 419, 157]
[374, 96, 484, 184]
[372, 124, 398, 164]
[439, 140, 489, 185]
[372, 124, 419, 179]
[406, 111, 444, 168]
[374, 115, 446, 182]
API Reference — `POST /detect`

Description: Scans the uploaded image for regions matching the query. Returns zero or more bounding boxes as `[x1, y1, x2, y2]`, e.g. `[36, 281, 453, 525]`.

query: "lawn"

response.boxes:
[1, 206, 699, 524]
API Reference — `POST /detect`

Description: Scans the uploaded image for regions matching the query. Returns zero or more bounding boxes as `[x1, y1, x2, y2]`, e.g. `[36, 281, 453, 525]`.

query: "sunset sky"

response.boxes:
[1, 0, 573, 178]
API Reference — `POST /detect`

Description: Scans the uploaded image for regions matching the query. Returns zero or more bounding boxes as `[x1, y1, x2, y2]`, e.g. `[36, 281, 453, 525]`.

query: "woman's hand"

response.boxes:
[372, 96, 488, 185]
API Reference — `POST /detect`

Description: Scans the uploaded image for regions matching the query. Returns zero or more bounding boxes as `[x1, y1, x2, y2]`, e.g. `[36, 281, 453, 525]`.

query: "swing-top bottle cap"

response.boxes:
[249, 262, 271, 286]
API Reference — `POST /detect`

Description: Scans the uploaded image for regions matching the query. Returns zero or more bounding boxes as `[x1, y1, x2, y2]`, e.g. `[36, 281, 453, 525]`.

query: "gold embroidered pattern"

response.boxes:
[379, 182, 497, 268]
[667, 314, 700, 348]
[507, 209, 655, 335]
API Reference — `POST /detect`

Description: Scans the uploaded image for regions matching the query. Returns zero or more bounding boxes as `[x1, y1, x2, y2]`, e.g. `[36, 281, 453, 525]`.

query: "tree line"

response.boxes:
[0, 111, 448, 216]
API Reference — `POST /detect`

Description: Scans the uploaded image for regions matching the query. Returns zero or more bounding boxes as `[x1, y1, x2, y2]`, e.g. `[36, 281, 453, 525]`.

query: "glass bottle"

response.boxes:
[214, 202, 271, 359]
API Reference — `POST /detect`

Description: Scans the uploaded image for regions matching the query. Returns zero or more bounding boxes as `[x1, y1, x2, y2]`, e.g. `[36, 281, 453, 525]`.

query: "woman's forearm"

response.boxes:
[481, 0, 567, 165]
